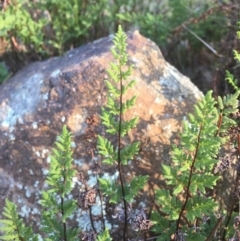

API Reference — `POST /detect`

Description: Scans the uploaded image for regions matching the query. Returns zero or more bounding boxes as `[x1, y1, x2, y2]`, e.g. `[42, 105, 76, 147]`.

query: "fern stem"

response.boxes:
[205, 216, 224, 241]
[61, 153, 67, 241]
[61, 195, 67, 241]
[176, 124, 203, 232]
[89, 206, 97, 233]
[118, 65, 128, 241]
[97, 177, 106, 231]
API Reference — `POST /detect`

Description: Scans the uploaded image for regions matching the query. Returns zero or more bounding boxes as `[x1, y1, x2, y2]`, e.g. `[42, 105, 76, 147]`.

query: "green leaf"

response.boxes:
[98, 178, 121, 204]
[124, 175, 148, 202]
[62, 200, 77, 222]
[162, 164, 171, 176]
[97, 135, 117, 165]
[97, 229, 112, 241]
[122, 96, 137, 113]
[0, 199, 37, 241]
[120, 117, 138, 136]
[39, 125, 77, 239]
[120, 141, 140, 165]
[173, 184, 184, 196]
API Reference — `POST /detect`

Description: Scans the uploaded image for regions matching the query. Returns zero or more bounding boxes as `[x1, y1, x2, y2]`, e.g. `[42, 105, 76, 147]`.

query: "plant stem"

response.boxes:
[61, 163, 67, 241]
[205, 216, 224, 241]
[89, 206, 97, 233]
[118, 66, 128, 241]
[97, 176, 106, 231]
[61, 196, 67, 241]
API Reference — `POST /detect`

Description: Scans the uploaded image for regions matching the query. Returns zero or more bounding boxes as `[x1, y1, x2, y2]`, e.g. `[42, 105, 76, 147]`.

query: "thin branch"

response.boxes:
[182, 24, 223, 57]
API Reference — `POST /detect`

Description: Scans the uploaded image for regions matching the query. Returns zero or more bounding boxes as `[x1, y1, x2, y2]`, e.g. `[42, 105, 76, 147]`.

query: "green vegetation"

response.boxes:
[0, 199, 38, 241]
[40, 125, 79, 241]
[0, 62, 11, 84]
[1, 25, 240, 241]
[0, 0, 229, 52]
[152, 90, 240, 240]
[225, 22, 240, 92]
[0, 0, 238, 92]
[0, 0, 106, 56]
[97, 25, 149, 240]
[0, 0, 46, 53]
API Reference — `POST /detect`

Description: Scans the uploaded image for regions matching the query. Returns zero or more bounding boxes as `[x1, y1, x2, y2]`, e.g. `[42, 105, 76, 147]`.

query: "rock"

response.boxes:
[0, 30, 203, 235]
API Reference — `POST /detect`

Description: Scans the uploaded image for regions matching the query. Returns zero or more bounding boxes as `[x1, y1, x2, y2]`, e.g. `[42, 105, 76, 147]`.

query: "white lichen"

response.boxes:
[9, 134, 15, 140]
[32, 122, 38, 129]
[42, 92, 48, 100]
[42, 168, 49, 175]
[71, 142, 76, 148]
[17, 183, 23, 189]
[18, 117, 23, 124]
[0, 73, 44, 128]
[74, 159, 85, 166]
[41, 149, 49, 158]
[87, 174, 97, 187]
[34, 181, 39, 188]
[46, 156, 51, 163]
[50, 69, 60, 78]
[25, 188, 31, 198]
[71, 177, 78, 188]
[20, 205, 31, 218]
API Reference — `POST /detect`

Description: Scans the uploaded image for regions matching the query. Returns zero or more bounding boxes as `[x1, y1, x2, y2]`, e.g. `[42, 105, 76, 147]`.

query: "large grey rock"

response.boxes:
[0, 31, 203, 235]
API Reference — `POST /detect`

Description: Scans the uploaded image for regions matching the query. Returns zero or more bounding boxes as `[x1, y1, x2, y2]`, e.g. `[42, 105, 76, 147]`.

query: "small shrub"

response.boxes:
[35, 0, 107, 54]
[0, 0, 46, 54]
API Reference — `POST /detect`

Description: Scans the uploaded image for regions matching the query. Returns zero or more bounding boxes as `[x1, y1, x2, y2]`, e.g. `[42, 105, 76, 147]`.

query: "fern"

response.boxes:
[225, 21, 240, 92]
[225, 70, 239, 92]
[97, 25, 148, 240]
[96, 229, 112, 241]
[152, 90, 240, 240]
[0, 199, 39, 241]
[40, 125, 79, 241]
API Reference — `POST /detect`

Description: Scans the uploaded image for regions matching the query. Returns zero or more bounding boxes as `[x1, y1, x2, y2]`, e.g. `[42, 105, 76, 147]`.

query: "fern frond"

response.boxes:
[96, 229, 112, 241]
[225, 70, 239, 91]
[120, 141, 140, 165]
[0, 199, 39, 241]
[124, 175, 148, 203]
[97, 26, 147, 240]
[40, 125, 79, 240]
[97, 135, 117, 165]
